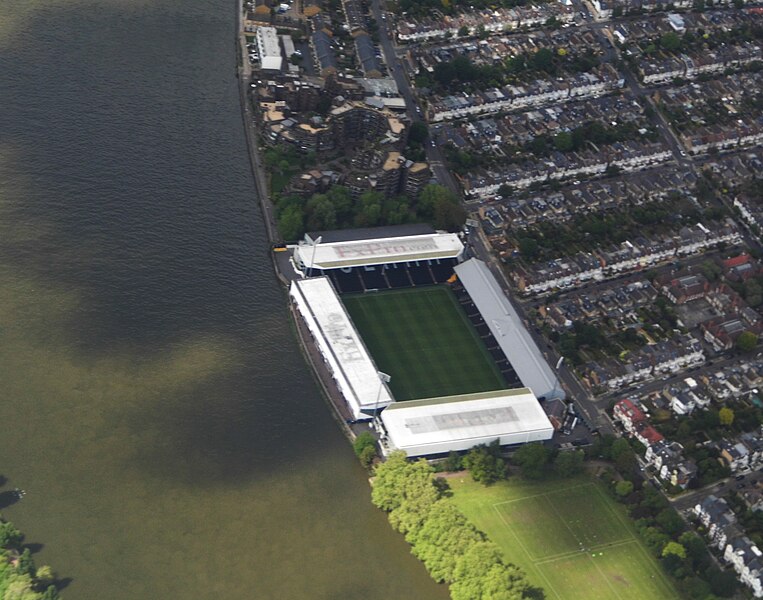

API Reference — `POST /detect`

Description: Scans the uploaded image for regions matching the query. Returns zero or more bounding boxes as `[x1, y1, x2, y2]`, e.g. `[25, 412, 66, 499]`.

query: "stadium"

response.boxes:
[288, 224, 561, 457]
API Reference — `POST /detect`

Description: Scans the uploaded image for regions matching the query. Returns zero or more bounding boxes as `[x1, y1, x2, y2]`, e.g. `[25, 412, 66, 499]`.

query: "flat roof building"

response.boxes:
[454, 258, 564, 401]
[256, 26, 284, 71]
[294, 231, 464, 272]
[380, 388, 554, 457]
[290, 276, 393, 420]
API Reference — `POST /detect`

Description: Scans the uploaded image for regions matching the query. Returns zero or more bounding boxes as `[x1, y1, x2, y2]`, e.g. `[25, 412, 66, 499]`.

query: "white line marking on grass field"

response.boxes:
[590, 551, 626, 600]
[591, 485, 678, 598]
[492, 483, 593, 508]
[535, 539, 638, 566]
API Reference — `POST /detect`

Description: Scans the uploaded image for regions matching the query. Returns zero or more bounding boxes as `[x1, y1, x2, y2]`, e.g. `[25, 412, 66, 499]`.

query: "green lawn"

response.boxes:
[342, 286, 506, 401]
[449, 476, 679, 600]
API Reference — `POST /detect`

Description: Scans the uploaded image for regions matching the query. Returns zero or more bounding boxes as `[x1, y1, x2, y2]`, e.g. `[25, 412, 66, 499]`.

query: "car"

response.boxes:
[736, 474, 746, 481]
[737, 483, 746, 489]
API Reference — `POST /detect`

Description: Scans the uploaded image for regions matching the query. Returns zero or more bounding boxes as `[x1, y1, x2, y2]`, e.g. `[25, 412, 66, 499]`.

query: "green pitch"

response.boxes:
[450, 477, 679, 600]
[342, 286, 506, 401]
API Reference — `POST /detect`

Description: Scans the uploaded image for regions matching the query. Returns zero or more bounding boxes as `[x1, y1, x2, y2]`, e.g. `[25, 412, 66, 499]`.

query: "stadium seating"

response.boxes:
[329, 270, 364, 294]
[359, 267, 388, 291]
[385, 265, 413, 288]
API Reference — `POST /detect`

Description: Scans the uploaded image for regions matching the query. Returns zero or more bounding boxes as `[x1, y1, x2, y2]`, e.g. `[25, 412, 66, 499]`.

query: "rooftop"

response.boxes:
[381, 388, 553, 455]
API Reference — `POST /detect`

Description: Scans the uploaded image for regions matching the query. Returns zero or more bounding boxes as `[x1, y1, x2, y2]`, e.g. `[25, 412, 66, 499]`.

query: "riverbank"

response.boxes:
[233, 4, 361, 442]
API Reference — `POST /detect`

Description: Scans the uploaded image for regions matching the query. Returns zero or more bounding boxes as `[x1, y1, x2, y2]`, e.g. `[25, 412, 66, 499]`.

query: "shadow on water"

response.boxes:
[24, 543, 45, 554]
[0, 0, 332, 485]
[0, 491, 20, 510]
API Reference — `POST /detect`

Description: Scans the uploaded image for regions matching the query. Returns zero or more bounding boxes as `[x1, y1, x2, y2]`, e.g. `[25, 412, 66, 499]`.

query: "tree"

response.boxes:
[277, 205, 304, 241]
[359, 445, 376, 469]
[0, 520, 22, 548]
[307, 194, 337, 231]
[451, 541, 531, 600]
[662, 541, 687, 560]
[706, 566, 738, 597]
[719, 407, 735, 427]
[410, 500, 483, 583]
[615, 480, 634, 497]
[611, 438, 637, 474]
[418, 184, 465, 231]
[553, 450, 584, 478]
[660, 31, 682, 52]
[497, 183, 513, 199]
[34, 565, 55, 588]
[408, 121, 429, 146]
[353, 432, 377, 468]
[554, 131, 574, 152]
[371, 452, 441, 536]
[17, 548, 35, 576]
[736, 331, 758, 353]
[512, 442, 550, 479]
[443, 451, 463, 472]
[530, 48, 555, 73]
[458, 25, 470, 37]
[463, 441, 506, 485]
[656, 508, 685, 536]
[41, 587, 61, 600]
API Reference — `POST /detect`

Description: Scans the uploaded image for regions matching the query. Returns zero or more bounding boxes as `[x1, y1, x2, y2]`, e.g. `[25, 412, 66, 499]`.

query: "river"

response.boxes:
[0, 0, 447, 598]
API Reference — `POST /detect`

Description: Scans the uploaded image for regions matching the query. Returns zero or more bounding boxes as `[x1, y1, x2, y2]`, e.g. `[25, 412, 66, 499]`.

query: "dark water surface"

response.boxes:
[0, 1, 448, 598]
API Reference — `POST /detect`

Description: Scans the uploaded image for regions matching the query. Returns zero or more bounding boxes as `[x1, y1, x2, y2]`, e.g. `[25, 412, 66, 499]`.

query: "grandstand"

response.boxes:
[290, 276, 394, 421]
[292, 224, 465, 294]
[454, 259, 564, 402]
[379, 388, 554, 457]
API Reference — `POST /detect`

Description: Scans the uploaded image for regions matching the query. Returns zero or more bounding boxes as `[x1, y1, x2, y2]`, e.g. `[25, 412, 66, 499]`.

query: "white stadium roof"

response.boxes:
[290, 277, 393, 420]
[294, 232, 464, 271]
[454, 259, 563, 401]
[381, 388, 553, 457]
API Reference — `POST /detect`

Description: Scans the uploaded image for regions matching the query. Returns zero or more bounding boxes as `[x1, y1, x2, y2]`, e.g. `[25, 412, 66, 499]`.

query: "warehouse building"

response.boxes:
[379, 388, 554, 457]
[290, 276, 393, 420]
[255, 26, 284, 71]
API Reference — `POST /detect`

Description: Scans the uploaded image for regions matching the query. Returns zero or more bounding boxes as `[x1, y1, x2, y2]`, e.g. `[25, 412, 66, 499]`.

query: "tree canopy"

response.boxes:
[463, 441, 507, 485]
[511, 443, 551, 479]
[371, 452, 538, 598]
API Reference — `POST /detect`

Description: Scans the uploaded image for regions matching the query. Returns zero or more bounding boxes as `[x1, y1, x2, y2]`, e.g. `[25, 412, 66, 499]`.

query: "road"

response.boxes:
[671, 470, 763, 512]
[369, 0, 463, 197]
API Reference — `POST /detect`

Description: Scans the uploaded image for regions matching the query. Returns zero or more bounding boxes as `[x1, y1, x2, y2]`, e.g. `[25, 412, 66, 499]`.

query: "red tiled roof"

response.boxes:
[614, 398, 646, 424]
[636, 423, 664, 445]
[723, 254, 751, 269]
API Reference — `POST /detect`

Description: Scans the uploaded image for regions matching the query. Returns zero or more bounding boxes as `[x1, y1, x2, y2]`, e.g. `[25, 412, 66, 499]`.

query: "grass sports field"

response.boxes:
[342, 286, 505, 401]
[450, 476, 679, 600]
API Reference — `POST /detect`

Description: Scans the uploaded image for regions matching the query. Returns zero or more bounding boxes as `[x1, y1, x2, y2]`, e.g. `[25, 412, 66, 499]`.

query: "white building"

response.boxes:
[293, 230, 464, 273]
[454, 258, 564, 401]
[256, 26, 284, 71]
[290, 276, 393, 420]
[380, 388, 554, 457]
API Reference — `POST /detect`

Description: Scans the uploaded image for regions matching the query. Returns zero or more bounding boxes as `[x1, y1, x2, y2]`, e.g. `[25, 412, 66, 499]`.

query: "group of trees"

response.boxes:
[0, 515, 60, 600]
[371, 453, 541, 600]
[275, 183, 465, 241]
[589, 436, 736, 599]
[398, 0, 531, 19]
[432, 56, 508, 93]
[511, 443, 585, 480]
[524, 120, 655, 158]
[428, 48, 600, 94]
[513, 197, 687, 263]
[440, 441, 585, 484]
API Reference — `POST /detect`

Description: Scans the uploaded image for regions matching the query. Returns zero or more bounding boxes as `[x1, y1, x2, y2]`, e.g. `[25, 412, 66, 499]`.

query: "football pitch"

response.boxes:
[450, 477, 679, 600]
[342, 286, 506, 401]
